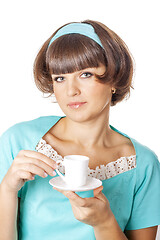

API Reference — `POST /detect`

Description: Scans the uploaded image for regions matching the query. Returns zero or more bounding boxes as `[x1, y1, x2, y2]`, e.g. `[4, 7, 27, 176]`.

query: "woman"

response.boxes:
[0, 20, 160, 240]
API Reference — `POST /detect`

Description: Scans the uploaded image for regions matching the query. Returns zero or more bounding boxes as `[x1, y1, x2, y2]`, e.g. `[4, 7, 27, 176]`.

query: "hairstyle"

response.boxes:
[33, 20, 134, 106]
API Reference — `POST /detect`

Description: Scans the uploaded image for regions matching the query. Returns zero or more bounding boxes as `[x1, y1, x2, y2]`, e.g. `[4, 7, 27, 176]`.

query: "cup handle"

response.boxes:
[55, 160, 66, 182]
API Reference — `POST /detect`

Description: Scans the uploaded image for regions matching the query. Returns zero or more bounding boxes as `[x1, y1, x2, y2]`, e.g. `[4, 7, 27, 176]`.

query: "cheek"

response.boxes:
[53, 86, 63, 101]
[87, 84, 112, 100]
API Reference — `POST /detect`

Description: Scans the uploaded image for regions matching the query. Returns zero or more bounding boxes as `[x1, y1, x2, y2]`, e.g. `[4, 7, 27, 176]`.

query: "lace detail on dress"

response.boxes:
[36, 138, 136, 180]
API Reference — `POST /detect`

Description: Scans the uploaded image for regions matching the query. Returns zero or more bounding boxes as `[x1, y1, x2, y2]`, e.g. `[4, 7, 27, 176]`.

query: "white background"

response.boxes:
[0, 0, 159, 237]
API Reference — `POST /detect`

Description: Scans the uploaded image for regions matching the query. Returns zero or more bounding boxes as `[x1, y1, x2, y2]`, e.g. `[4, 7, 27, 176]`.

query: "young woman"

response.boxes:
[0, 20, 160, 240]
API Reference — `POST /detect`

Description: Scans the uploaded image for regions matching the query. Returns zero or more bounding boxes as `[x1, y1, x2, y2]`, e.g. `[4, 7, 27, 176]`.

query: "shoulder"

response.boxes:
[119, 140, 136, 157]
[0, 115, 62, 148]
[131, 138, 160, 188]
[112, 124, 159, 168]
[111, 128, 136, 158]
[1, 116, 60, 137]
[132, 138, 159, 166]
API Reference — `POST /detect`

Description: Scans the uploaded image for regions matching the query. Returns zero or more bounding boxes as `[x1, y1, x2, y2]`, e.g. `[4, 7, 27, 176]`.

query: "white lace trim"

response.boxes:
[36, 138, 136, 180]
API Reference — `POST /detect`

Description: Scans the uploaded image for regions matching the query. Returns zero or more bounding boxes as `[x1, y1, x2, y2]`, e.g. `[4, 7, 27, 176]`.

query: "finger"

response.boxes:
[16, 153, 57, 176]
[18, 150, 58, 169]
[53, 187, 86, 207]
[18, 162, 52, 178]
[21, 156, 56, 176]
[93, 185, 103, 197]
[94, 190, 108, 203]
[16, 169, 35, 181]
[53, 187, 74, 198]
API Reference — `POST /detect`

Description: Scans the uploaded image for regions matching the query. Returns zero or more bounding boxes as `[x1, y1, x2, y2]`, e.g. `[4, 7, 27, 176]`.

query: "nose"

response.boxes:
[66, 77, 81, 97]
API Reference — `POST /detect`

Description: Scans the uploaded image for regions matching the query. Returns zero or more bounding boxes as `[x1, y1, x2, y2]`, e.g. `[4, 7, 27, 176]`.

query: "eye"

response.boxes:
[53, 76, 64, 82]
[81, 72, 93, 78]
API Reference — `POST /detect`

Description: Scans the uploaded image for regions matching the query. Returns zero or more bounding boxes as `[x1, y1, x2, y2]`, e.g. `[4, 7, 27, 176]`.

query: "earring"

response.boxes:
[112, 89, 116, 94]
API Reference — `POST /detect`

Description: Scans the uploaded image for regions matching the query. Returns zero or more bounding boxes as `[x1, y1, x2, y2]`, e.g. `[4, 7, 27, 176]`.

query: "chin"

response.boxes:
[67, 114, 89, 123]
[60, 104, 107, 123]
[64, 110, 98, 123]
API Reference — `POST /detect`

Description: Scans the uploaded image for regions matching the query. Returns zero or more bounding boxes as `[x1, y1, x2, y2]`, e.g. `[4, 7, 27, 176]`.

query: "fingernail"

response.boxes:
[54, 164, 58, 169]
[53, 171, 57, 176]
[44, 172, 48, 177]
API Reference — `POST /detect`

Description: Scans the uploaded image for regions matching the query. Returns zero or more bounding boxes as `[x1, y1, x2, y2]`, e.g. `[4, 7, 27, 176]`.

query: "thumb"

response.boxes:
[93, 185, 103, 196]
[94, 186, 108, 203]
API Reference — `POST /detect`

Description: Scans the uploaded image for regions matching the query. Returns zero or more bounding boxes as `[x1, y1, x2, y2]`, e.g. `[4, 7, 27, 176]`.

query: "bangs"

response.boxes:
[46, 34, 107, 75]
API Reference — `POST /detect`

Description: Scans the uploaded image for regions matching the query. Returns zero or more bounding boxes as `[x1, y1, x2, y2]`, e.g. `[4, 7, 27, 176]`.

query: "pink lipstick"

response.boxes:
[68, 102, 87, 109]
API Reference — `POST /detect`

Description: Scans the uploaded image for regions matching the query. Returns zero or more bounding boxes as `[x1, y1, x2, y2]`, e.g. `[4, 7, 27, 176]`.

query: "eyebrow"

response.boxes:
[51, 67, 101, 76]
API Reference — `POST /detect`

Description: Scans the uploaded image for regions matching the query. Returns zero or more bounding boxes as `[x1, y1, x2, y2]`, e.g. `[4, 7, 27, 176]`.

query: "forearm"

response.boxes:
[0, 182, 18, 240]
[94, 214, 128, 240]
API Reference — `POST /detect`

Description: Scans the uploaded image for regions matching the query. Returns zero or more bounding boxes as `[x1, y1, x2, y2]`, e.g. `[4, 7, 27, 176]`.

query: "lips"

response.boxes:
[68, 102, 87, 109]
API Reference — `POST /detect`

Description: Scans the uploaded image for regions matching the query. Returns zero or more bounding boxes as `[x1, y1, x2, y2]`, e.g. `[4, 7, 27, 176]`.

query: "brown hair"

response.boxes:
[33, 20, 134, 106]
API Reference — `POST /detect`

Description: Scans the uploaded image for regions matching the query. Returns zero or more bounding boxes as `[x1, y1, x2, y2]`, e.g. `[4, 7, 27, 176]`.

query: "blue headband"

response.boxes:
[48, 23, 104, 49]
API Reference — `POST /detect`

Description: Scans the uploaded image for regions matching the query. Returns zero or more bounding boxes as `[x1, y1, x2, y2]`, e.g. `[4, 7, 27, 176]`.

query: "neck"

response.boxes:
[62, 111, 112, 149]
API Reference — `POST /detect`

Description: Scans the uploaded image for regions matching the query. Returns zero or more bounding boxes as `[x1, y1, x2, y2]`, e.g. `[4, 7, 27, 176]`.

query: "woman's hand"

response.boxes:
[53, 185, 113, 228]
[2, 150, 57, 193]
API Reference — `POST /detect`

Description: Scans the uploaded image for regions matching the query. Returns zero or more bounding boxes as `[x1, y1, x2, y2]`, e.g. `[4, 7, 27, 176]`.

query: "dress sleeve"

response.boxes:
[0, 129, 21, 197]
[125, 149, 160, 230]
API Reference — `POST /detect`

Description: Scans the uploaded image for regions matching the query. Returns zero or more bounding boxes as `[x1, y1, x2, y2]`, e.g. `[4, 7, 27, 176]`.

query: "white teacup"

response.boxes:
[56, 155, 89, 187]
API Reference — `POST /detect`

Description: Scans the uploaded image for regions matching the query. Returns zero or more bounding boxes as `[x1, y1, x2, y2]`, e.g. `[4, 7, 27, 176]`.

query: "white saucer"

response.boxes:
[49, 176, 102, 192]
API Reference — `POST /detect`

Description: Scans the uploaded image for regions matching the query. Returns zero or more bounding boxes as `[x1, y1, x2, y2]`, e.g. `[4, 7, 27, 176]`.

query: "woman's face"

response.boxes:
[52, 64, 113, 122]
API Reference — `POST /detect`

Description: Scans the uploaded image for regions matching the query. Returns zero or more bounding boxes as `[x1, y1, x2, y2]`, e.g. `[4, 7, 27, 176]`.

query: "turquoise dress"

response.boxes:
[0, 115, 160, 240]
